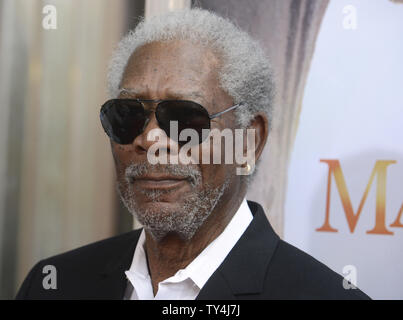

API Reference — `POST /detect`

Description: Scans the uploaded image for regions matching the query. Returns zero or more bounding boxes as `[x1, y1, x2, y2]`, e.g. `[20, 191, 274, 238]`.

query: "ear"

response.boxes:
[245, 112, 269, 164]
[236, 113, 269, 176]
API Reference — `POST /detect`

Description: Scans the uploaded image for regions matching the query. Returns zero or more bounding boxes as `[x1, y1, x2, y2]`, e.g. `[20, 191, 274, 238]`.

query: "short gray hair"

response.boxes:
[107, 8, 275, 128]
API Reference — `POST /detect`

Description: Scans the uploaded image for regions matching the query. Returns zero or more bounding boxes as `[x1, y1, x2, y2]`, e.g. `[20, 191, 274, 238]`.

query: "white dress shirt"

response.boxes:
[124, 199, 253, 300]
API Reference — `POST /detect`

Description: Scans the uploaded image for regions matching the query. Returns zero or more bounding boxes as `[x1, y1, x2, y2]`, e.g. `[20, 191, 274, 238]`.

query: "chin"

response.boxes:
[138, 200, 183, 213]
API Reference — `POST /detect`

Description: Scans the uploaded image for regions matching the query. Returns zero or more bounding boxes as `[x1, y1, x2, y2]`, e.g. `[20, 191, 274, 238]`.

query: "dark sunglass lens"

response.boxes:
[100, 99, 146, 144]
[156, 101, 211, 145]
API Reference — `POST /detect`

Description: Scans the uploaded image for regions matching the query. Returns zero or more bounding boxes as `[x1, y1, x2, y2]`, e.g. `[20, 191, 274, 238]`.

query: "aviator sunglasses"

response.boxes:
[100, 97, 244, 145]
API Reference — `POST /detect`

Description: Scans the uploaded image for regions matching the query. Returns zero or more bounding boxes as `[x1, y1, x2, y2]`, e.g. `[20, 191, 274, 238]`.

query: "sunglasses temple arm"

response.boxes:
[209, 103, 244, 119]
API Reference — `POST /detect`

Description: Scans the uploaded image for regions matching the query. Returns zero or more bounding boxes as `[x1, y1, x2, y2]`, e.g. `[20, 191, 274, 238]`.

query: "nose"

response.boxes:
[132, 112, 178, 158]
[132, 112, 161, 152]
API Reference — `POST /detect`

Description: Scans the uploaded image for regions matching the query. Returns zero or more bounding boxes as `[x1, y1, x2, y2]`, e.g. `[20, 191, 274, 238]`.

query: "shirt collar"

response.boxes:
[125, 198, 253, 295]
[184, 199, 253, 289]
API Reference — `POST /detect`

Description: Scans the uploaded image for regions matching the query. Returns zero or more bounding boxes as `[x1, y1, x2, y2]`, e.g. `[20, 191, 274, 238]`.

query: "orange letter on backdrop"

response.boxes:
[390, 203, 403, 228]
[317, 160, 396, 235]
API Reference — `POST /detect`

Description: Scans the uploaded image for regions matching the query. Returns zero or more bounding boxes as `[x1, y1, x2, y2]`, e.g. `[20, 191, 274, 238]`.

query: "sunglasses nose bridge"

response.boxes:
[137, 100, 159, 131]
[139, 111, 159, 135]
[142, 103, 163, 132]
[140, 99, 162, 112]
[131, 112, 169, 153]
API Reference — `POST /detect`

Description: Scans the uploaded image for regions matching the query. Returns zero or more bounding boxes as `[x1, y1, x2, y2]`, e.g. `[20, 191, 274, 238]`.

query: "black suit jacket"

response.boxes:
[16, 201, 370, 299]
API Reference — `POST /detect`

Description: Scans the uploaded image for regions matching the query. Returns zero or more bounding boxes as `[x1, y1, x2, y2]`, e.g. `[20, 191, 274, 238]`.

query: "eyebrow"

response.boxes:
[118, 87, 206, 103]
[119, 88, 141, 96]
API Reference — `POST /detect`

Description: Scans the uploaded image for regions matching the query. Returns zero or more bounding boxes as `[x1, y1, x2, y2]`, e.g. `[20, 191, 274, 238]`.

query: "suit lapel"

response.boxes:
[195, 270, 237, 300]
[97, 229, 142, 299]
[96, 201, 278, 300]
[197, 201, 279, 299]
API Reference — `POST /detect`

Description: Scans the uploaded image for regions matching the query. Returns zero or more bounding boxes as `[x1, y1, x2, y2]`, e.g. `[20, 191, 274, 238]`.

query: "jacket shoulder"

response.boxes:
[264, 239, 371, 299]
[16, 229, 142, 299]
[40, 228, 141, 267]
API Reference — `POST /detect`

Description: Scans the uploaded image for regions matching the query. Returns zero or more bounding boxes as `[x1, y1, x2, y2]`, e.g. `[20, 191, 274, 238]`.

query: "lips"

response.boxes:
[132, 175, 189, 190]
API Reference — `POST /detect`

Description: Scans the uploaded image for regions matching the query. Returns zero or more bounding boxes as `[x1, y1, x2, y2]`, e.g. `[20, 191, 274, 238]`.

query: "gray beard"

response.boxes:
[117, 163, 229, 242]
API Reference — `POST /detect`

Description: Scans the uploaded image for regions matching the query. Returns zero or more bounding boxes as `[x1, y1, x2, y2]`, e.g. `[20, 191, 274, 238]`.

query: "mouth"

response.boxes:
[131, 175, 189, 190]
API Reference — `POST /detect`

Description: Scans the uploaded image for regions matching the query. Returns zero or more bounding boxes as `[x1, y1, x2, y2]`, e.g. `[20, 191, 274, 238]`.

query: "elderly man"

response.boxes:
[16, 9, 369, 300]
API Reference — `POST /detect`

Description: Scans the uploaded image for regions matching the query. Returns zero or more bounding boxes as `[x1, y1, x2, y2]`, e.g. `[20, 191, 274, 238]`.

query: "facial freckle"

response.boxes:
[153, 68, 158, 72]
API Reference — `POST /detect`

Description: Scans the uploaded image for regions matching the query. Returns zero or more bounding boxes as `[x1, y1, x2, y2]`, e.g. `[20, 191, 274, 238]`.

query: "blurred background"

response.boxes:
[0, 0, 402, 299]
[0, 0, 145, 299]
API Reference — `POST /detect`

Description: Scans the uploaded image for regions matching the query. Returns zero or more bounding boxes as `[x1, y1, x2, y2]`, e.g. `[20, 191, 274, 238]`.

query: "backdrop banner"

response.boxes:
[284, 0, 403, 299]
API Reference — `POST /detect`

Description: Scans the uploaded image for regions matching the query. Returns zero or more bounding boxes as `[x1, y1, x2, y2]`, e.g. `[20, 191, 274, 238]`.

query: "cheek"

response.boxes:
[186, 131, 236, 184]
[111, 142, 132, 175]
[199, 163, 233, 190]
[197, 130, 238, 165]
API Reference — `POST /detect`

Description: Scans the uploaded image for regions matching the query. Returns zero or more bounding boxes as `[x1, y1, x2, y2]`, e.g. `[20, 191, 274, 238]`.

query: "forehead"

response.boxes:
[119, 40, 222, 102]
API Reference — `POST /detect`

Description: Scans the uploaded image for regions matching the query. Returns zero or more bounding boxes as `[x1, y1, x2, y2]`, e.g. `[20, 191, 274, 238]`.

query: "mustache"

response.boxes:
[124, 163, 202, 187]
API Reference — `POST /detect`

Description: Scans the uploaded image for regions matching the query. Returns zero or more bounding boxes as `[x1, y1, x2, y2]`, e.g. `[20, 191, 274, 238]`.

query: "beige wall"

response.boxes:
[145, 0, 191, 18]
[0, 0, 132, 298]
[197, 0, 329, 236]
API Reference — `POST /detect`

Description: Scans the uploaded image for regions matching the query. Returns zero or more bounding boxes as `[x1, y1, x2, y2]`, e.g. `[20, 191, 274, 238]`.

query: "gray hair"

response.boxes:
[107, 8, 275, 128]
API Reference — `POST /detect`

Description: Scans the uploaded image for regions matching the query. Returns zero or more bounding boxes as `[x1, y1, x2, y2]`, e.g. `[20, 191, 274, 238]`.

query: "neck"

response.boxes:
[144, 185, 246, 295]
